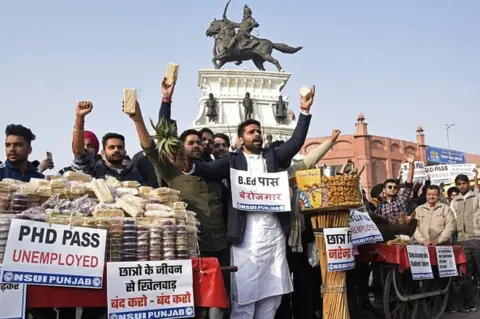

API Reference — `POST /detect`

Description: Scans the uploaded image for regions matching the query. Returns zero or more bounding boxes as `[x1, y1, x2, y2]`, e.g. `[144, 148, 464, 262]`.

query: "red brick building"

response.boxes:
[301, 114, 480, 192]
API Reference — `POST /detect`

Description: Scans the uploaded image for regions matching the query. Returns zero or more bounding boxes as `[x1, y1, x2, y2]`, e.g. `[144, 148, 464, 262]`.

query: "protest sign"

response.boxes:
[107, 261, 194, 319]
[402, 162, 427, 182]
[406, 245, 433, 280]
[426, 163, 477, 185]
[324, 228, 355, 272]
[1, 220, 106, 288]
[426, 164, 451, 185]
[0, 267, 26, 319]
[449, 164, 476, 179]
[435, 246, 458, 277]
[349, 210, 383, 246]
[230, 168, 291, 212]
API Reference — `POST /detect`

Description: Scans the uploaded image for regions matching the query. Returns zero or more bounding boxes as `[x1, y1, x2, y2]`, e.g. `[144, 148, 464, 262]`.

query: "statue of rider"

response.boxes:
[228, 4, 259, 64]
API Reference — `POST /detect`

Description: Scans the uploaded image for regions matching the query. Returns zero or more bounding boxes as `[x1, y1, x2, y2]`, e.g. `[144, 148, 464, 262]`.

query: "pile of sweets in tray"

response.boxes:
[0, 172, 199, 262]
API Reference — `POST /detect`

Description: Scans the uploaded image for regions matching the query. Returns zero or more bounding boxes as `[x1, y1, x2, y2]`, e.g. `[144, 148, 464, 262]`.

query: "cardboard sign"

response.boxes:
[1, 220, 106, 288]
[324, 228, 355, 272]
[435, 246, 458, 277]
[230, 168, 291, 212]
[349, 210, 383, 246]
[402, 162, 427, 182]
[0, 267, 26, 319]
[426, 164, 451, 185]
[107, 261, 194, 319]
[406, 245, 433, 280]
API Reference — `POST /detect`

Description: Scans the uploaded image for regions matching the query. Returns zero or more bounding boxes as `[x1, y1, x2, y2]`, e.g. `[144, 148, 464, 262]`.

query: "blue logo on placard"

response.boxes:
[93, 277, 102, 287]
[186, 307, 194, 316]
[3, 271, 13, 282]
[109, 314, 118, 319]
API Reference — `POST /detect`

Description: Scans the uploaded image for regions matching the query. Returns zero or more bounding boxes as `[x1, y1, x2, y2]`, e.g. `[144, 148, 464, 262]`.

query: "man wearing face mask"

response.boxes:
[71, 101, 144, 184]
[125, 100, 230, 318]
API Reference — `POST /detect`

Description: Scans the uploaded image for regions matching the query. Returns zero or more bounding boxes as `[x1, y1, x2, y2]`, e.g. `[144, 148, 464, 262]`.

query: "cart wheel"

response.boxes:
[383, 269, 419, 319]
[420, 276, 451, 319]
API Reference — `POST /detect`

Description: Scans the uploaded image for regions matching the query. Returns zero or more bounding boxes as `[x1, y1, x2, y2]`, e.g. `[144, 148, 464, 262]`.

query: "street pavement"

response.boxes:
[443, 310, 479, 319]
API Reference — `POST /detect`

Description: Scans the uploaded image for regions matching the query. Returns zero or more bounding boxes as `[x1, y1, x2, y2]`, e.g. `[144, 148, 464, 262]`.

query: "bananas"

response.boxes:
[150, 118, 183, 162]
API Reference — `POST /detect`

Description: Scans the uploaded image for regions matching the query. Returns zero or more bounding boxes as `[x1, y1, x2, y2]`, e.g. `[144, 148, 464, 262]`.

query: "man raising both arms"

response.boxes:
[177, 86, 315, 319]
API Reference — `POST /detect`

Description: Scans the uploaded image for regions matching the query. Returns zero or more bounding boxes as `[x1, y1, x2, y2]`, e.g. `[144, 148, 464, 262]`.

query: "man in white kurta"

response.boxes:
[180, 85, 315, 318]
[230, 153, 293, 318]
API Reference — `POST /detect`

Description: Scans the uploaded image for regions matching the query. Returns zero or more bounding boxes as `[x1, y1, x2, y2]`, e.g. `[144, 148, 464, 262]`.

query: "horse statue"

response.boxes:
[205, 1, 302, 72]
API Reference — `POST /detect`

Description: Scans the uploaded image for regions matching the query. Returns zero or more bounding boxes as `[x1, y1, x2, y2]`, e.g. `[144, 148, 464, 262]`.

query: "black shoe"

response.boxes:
[446, 308, 458, 314]
[459, 307, 476, 313]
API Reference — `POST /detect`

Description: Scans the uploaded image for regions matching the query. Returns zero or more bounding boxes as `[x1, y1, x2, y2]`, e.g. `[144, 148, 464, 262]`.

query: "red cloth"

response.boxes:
[357, 244, 467, 274]
[83, 130, 99, 155]
[27, 257, 229, 309]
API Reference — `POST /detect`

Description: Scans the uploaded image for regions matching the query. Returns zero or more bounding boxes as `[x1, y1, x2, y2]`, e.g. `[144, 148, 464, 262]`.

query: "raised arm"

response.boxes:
[158, 77, 177, 127]
[71, 101, 97, 175]
[124, 101, 179, 185]
[276, 86, 315, 164]
[288, 129, 339, 178]
[72, 101, 93, 156]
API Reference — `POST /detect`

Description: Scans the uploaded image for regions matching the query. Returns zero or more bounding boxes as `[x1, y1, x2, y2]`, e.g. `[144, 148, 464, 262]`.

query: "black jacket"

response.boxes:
[189, 113, 312, 245]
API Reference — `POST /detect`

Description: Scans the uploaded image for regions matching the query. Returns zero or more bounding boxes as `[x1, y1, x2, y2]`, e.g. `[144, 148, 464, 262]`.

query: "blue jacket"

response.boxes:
[0, 160, 44, 182]
[190, 112, 312, 245]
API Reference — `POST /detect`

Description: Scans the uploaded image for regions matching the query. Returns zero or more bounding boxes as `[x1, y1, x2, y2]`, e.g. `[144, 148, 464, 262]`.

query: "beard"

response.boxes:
[106, 153, 124, 165]
[244, 143, 262, 154]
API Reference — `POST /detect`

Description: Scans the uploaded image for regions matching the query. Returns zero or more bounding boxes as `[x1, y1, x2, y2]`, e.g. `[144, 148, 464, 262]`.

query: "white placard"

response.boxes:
[107, 261, 195, 319]
[323, 228, 355, 272]
[435, 246, 458, 277]
[426, 164, 451, 185]
[406, 245, 434, 280]
[230, 168, 291, 212]
[426, 163, 477, 185]
[449, 164, 476, 179]
[349, 210, 383, 246]
[402, 162, 427, 182]
[0, 267, 26, 319]
[1, 220, 106, 288]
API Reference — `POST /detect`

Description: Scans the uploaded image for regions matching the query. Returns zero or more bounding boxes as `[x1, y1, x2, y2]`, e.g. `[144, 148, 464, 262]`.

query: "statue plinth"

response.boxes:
[190, 69, 296, 146]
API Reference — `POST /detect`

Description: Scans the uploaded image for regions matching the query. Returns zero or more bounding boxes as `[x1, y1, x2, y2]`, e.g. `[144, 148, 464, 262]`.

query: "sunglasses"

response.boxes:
[387, 185, 398, 190]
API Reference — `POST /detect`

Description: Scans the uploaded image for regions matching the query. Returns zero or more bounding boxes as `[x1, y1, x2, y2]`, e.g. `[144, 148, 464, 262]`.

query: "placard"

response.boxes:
[435, 246, 458, 277]
[402, 162, 427, 182]
[349, 210, 383, 246]
[0, 267, 26, 319]
[323, 228, 355, 272]
[426, 164, 451, 185]
[1, 220, 106, 288]
[230, 168, 291, 212]
[107, 261, 194, 319]
[426, 163, 477, 185]
[449, 164, 476, 179]
[406, 245, 433, 280]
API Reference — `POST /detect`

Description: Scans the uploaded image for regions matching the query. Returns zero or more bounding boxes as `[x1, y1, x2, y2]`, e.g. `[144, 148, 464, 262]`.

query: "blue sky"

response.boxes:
[1, 0, 478, 170]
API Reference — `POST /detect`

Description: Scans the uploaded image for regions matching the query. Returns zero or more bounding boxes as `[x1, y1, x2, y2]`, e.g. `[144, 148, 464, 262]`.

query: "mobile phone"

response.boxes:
[46, 152, 53, 161]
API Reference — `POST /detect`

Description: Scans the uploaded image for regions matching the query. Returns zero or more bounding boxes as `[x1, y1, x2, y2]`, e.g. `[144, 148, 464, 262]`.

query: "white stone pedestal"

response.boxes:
[190, 69, 297, 147]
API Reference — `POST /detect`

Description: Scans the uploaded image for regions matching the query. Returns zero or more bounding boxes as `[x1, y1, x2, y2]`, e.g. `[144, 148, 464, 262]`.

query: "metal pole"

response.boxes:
[446, 124, 455, 163]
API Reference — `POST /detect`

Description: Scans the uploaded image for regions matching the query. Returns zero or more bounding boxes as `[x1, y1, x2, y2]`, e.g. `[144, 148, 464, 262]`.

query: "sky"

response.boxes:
[0, 0, 479, 171]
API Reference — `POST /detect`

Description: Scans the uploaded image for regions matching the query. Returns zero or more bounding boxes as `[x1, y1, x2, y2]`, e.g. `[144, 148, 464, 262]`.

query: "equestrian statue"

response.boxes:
[205, 1, 303, 72]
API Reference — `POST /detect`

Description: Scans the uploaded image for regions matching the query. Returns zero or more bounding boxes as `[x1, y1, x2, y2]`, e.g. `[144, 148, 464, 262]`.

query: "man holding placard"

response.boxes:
[377, 156, 415, 223]
[178, 86, 315, 318]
